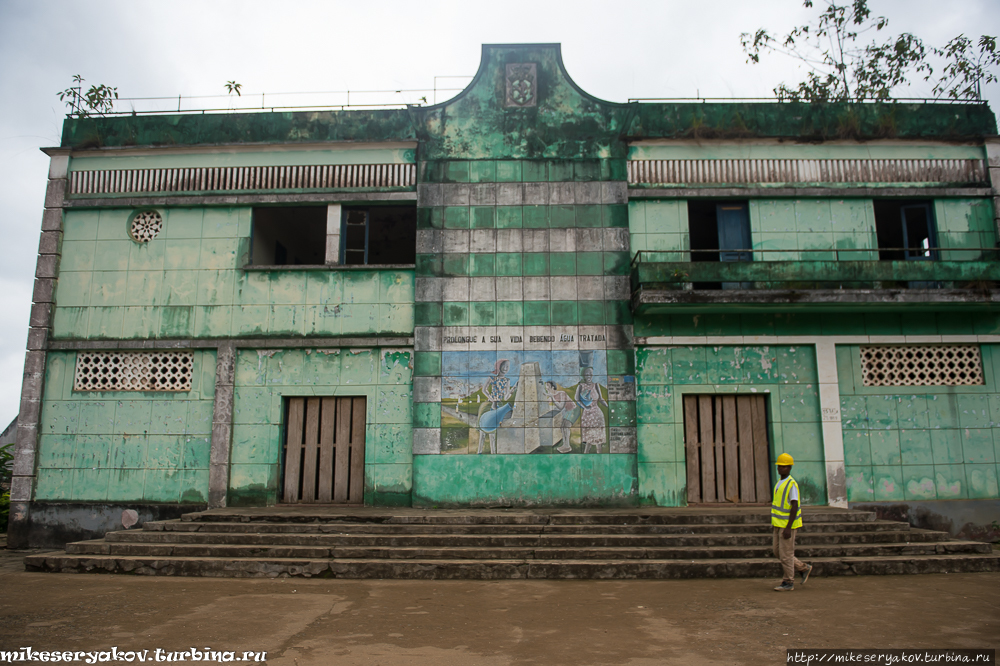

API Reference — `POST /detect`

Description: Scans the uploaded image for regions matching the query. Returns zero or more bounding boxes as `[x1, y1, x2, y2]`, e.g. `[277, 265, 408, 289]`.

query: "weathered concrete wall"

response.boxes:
[34, 350, 217, 504]
[635, 344, 827, 506]
[52, 208, 414, 340]
[840, 344, 1000, 504]
[17, 502, 204, 549]
[68, 146, 415, 172]
[230, 347, 413, 506]
[630, 198, 995, 260]
[851, 499, 1000, 541]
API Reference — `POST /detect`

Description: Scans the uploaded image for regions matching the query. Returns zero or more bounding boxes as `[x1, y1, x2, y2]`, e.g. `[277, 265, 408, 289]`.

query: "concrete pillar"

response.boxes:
[325, 204, 342, 264]
[985, 138, 1000, 242]
[814, 340, 847, 508]
[208, 342, 236, 509]
[8, 151, 68, 548]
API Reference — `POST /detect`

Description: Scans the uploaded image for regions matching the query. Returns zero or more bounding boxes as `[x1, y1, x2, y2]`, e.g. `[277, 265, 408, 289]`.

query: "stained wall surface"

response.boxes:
[630, 198, 995, 260]
[53, 207, 414, 340]
[635, 344, 826, 506]
[34, 350, 217, 503]
[839, 344, 1000, 503]
[230, 347, 413, 506]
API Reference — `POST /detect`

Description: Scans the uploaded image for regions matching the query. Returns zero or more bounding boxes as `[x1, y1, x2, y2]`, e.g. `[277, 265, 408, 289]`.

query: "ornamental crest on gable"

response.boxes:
[505, 63, 537, 108]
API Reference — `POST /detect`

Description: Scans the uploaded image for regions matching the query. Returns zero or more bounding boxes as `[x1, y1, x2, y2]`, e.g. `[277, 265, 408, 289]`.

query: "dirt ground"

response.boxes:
[0, 546, 997, 666]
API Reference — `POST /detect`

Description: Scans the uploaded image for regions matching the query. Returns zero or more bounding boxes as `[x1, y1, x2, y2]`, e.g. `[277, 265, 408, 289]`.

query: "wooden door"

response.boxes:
[282, 396, 366, 504]
[682, 395, 771, 503]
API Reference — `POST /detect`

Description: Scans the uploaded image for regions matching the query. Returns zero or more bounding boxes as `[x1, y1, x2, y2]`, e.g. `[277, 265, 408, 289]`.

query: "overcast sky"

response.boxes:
[0, 0, 998, 422]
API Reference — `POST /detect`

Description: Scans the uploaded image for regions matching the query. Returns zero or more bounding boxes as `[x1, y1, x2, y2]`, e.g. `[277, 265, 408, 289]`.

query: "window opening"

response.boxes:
[342, 210, 369, 265]
[340, 206, 416, 265]
[688, 201, 751, 289]
[717, 204, 752, 263]
[860, 345, 984, 387]
[874, 200, 937, 261]
[251, 206, 326, 266]
[74, 351, 194, 392]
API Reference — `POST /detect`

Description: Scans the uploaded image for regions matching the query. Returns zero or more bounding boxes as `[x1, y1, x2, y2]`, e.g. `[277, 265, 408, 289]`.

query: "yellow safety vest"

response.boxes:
[771, 477, 803, 529]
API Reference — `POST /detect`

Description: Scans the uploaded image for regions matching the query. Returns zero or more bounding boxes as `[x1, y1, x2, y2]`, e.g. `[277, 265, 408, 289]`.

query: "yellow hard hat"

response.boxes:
[776, 453, 794, 466]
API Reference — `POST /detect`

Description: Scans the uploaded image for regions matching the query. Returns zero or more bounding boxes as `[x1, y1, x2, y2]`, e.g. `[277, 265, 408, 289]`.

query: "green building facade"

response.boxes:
[9, 44, 1000, 546]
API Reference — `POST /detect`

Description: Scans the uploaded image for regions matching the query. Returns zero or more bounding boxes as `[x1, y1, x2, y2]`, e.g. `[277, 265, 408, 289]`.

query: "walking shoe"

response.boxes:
[773, 582, 794, 591]
[800, 564, 813, 585]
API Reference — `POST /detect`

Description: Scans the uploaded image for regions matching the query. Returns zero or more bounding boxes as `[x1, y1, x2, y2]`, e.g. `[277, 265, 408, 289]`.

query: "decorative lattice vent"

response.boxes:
[74, 352, 194, 392]
[860, 345, 984, 387]
[129, 211, 163, 243]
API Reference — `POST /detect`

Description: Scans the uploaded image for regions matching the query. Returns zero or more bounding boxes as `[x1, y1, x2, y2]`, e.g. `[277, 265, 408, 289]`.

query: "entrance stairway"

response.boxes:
[24, 507, 1000, 579]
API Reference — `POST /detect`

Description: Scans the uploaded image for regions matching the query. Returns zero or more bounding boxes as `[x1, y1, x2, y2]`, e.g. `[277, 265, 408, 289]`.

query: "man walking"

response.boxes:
[771, 453, 813, 591]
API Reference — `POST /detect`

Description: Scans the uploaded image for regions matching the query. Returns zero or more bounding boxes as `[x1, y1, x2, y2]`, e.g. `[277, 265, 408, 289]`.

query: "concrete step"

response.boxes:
[25, 552, 1000, 579]
[31, 508, 989, 580]
[179, 509, 876, 526]
[99, 529, 948, 548]
[64, 539, 992, 560]
[143, 519, 911, 536]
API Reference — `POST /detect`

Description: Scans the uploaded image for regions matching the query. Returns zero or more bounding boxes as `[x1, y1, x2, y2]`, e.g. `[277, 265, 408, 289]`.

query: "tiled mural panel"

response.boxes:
[34, 350, 217, 503]
[230, 347, 413, 506]
[839, 344, 1000, 503]
[53, 208, 414, 340]
[635, 345, 827, 506]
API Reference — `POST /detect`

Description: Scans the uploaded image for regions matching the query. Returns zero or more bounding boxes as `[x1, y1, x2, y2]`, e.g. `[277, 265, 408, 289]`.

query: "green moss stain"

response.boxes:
[625, 102, 996, 141]
[63, 109, 416, 149]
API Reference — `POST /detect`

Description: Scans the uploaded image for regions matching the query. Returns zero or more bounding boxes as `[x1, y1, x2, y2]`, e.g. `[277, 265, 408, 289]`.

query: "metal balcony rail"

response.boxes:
[65, 86, 471, 117]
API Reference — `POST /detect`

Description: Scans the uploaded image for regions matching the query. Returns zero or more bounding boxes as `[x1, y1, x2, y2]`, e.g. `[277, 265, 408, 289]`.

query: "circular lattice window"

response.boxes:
[129, 210, 163, 243]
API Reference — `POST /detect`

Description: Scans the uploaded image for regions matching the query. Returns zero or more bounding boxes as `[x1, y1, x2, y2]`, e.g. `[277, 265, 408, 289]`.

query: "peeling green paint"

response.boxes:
[412, 455, 638, 507]
[635, 345, 827, 506]
[34, 351, 216, 504]
[840, 344, 1000, 503]
[53, 208, 414, 341]
[230, 347, 413, 506]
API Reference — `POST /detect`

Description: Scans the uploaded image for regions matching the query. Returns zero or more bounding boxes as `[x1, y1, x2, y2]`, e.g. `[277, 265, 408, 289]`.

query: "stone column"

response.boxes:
[8, 151, 68, 548]
[208, 342, 236, 509]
